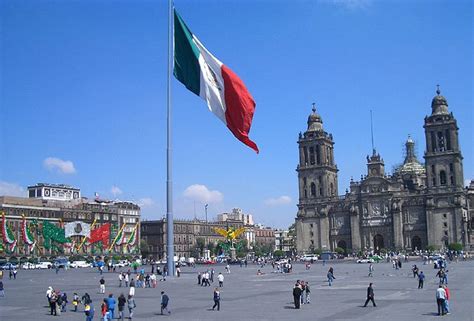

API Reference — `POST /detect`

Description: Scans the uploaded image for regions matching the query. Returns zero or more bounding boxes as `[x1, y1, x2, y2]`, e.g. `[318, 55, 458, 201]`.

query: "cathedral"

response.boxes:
[295, 88, 472, 253]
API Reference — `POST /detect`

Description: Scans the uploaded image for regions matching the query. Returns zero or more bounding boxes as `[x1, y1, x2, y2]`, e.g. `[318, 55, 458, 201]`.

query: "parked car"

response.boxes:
[301, 254, 319, 262]
[0, 263, 18, 270]
[21, 262, 36, 269]
[35, 261, 53, 269]
[70, 261, 92, 268]
[275, 259, 289, 264]
[357, 258, 374, 263]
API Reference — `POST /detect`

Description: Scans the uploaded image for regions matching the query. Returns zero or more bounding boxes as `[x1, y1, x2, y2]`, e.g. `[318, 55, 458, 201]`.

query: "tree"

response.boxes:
[196, 237, 206, 257]
[335, 247, 345, 255]
[447, 243, 463, 251]
[274, 250, 284, 258]
[207, 242, 216, 256]
[140, 239, 149, 258]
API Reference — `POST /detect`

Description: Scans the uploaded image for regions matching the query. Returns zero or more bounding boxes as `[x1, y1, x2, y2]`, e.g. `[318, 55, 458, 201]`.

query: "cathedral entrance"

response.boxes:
[412, 236, 422, 251]
[337, 240, 347, 252]
[373, 234, 384, 252]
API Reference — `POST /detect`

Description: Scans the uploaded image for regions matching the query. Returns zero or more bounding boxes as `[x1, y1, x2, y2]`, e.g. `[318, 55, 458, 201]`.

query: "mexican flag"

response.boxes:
[173, 9, 259, 153]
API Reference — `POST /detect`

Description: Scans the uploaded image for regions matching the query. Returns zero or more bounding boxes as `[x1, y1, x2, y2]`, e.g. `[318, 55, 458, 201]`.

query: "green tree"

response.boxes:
[274, 250, 284, 258]
[140, 239, 149, 258]
[196, 237, 206, 257]
[335, 247, 345, 255]
[207, 242, 216, 256]
[447, 243, 463, 251]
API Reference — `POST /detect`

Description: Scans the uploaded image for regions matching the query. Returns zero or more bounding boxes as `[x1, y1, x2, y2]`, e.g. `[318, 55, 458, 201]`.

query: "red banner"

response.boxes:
[89, 223, 110, 247]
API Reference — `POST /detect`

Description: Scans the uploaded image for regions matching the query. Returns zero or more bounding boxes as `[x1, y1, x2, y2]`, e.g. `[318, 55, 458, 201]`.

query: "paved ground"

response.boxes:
[0, 258, 473, 321]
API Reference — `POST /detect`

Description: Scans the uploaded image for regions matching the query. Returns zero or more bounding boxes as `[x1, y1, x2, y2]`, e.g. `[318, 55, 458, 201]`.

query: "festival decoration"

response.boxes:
[65, 221, 91, 238]
[89, 223, 111, 247]
[126, 223, 139, 250]
[108, 223, 126, 252]
[77, 218, 97, 251]
[42, 220, 71, 250]
[1, 212, 17, 253]
[21, 215, 35, 247]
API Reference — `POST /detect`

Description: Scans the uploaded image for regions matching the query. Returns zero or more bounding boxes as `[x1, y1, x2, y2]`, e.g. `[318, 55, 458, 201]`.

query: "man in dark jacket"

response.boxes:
[161, 291, 171, 315]
[293, 282, 303, 309]
[418, 271, 425, 289]
[363, 283, 377, 307]
[118, 293, 126, 321]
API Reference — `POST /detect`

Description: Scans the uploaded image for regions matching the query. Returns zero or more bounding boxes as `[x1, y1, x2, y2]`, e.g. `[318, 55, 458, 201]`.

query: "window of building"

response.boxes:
[450, 176, 454, 185]
[303, 177, 307, 186]
[310, 240, 314, 245]
[309, 147, 315, 165]
[444, 231, 448, 236]
[310, 183, 316, 197]
[316, 145, 321, 165]
[310, 231, 314, 237]
[449, 163, 453, 172]
[437, 132, 445, 151]
[445, 129, 451, 150]
[440, 171, 447, 185]
[304, 189, 307, 198]
[430, 131, 436, 152]
[29, 189, 35, 198]
[443, 213, 447, 219]
[303, 147, 308, 165]
[330, 183, 334, 196]
[310, 223, 313, 228]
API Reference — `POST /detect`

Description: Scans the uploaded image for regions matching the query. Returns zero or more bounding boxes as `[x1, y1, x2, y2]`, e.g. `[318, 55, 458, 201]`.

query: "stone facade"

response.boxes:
[295, 89, 472, 253]
[140, 219, 245, 259]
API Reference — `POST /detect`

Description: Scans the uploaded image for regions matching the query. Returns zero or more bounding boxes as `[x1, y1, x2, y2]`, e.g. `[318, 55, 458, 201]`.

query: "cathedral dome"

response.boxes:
[397, 135, 426, 176]
[431, 87, 449, 115]
[307, 103, 323, 131]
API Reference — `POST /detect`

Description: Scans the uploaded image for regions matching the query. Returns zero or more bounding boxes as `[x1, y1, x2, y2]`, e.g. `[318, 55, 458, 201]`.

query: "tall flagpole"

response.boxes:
[166, 0, 175, 277]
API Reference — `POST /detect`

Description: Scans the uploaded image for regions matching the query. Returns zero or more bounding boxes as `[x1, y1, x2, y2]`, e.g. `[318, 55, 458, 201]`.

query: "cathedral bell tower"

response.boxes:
[297, 103, 338, 201]
[424, 86, 464, 191]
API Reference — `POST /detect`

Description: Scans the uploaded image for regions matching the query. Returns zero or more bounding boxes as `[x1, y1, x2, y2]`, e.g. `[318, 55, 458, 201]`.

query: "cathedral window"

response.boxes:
[450, 176, 454, 185]
[440, 170, 447, 185]
[437, 132, 445, 151]
[330, 183, 334, 196]
[309, 147, 315, 165]
[445, 129, 451, 150]
[310, 183, 316, 197]
[430, 131, 436, 152]
[304, 189, 307, 198]
[316, 145, 321, 164]
[303, 177, 307, 186]
[303, 147, 308, 165]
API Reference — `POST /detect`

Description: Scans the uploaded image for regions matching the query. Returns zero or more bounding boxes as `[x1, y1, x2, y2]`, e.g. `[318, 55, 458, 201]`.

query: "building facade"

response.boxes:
[295, 89, 472, 253]
[0, 183, 140, 259]
[140, 218, 245, 259]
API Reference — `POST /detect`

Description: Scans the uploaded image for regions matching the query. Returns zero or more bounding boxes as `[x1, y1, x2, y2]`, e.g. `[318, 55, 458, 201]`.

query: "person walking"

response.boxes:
[305, 282, 311, 304]
[119, 272, 123, 287]
[212, 287, 221, 311]
[84, 300, 94, 321]
[225, 264, 231, 274]
[106, 293, 116, 319]
[124, 273, 129, 287]
[50, 291, 58, 316]
[363, 283, 377, 307]
[327, 269, 335, 286]
[73, 293, 80, 312]
[118, 293, 126, 321]
[160, 291, 171, 315]
[210, 269, 215, 283]
[368, 263, 374, 277]
[436, 285, 447, 316]
[198, 272, 202, 285]
[127, 295, 136, 320]
[443, 285, 451, 315]
[129, 278, 135, 297]
[217, 272, 224, 287]
[61, 292, 68, 312]
[412, 264, 419, 278]
[292, 282, 302, 309]
[418, 271, 425, 289]
[0, 281, 5, 298]
[99, 277, 106, 294]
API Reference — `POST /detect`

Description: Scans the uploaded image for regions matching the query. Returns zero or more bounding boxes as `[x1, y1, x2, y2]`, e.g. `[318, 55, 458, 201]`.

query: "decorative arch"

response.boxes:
[411, 235, 422, 251]
[337, 240, 347, 251]
[373, 234, 384, 251]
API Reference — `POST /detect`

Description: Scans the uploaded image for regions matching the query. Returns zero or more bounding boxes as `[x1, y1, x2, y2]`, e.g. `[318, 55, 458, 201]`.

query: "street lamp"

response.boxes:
[205, 204, 208, 223]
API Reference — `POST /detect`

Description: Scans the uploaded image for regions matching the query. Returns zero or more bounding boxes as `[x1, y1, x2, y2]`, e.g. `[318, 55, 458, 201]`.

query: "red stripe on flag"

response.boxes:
[221, 64, 259, 153]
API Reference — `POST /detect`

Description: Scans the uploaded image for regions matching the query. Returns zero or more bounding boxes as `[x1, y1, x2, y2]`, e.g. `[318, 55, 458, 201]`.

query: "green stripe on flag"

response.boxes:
[173, 9, 201, 96]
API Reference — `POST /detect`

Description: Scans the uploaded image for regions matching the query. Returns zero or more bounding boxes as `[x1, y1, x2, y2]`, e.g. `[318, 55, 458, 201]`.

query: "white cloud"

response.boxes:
[465, 179, 472, 187]
[321, 0, 372, 10]
[138, 197, 155, 208]
[43, 157, 76, 174]
[264, 195, 292, 207]
[0, 181, 25, 197]
[183, 184, 223, 204]
[110, 185, 123, 197]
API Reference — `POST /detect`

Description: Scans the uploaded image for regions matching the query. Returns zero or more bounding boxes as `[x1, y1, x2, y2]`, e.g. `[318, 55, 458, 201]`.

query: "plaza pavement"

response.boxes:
[0, 258, 473, 321]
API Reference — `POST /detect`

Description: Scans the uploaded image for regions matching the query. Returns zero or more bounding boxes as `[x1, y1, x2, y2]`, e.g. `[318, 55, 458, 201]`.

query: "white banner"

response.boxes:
[65, 221, 91, 238]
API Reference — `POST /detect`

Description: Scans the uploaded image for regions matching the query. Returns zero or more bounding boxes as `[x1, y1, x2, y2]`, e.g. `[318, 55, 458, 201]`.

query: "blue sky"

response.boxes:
[0, 0, 472, 229]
